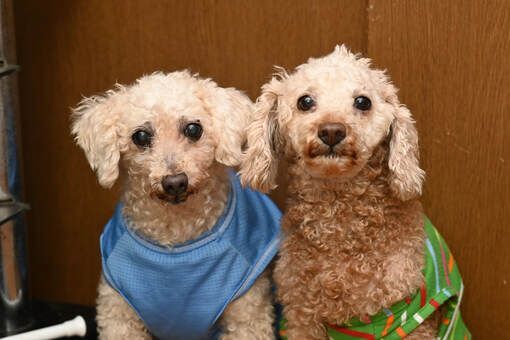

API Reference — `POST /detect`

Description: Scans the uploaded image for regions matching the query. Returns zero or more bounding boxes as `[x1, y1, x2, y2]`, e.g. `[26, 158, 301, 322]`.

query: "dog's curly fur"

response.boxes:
[240, 46, 438, 339]
[72, 71, 274, 339]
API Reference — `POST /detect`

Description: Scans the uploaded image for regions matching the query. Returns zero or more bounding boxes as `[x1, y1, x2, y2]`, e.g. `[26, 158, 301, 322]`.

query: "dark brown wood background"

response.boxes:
[368, 1, 510, 337]
[12, 0, 509, 337]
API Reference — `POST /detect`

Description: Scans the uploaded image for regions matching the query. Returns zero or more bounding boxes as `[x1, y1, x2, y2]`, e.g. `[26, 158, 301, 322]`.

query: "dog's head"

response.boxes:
[240, 45, 424, 201]
[72, 71, 252, 204]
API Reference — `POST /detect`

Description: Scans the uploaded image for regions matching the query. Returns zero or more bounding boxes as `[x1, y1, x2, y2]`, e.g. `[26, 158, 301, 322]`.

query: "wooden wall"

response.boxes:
[368, 1, 510, 337]
[12, 0, 510, 337]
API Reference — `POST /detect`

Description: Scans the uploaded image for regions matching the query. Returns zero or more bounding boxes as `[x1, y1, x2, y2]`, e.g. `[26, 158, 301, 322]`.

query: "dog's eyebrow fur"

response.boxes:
[133, 121, 154, 132]
[136, 121, 152, 129]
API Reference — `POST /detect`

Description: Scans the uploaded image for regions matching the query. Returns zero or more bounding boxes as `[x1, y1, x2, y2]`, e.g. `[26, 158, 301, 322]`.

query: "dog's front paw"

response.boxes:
[97, 277, 150, 340]
[220, 274, 275, 339]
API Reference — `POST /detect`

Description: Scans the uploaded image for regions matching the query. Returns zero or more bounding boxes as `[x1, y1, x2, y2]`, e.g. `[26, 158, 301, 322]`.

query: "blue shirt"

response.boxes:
[100, 172, 281, 339]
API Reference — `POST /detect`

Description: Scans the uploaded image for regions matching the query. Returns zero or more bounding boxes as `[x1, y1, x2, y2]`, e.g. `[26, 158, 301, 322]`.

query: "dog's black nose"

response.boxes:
[162, 173, 188, 195]
[318, 123, 346, 147]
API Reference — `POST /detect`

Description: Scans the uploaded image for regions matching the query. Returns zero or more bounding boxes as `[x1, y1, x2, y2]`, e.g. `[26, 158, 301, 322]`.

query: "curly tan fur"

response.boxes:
[240, 46, 435, 339]
[72, 71, 274, 339]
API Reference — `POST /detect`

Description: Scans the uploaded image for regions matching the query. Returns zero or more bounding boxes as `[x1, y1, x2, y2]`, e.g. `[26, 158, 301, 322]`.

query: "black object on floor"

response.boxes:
[4, 300, 98, 339]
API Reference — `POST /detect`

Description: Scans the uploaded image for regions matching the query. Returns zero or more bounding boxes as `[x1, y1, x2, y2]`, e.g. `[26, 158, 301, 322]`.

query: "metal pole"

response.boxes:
[0, 0, 31, 335]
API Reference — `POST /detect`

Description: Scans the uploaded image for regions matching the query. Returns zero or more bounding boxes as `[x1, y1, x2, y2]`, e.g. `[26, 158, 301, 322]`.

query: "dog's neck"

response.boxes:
[279, 148, 426, 327]
[121, 166, 230, 247]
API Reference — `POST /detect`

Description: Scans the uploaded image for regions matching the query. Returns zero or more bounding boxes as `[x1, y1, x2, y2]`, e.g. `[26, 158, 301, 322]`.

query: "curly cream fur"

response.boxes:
[72, 71, 274, 339]
[241, 46, 434, 339]
[239, 77, 287, 192]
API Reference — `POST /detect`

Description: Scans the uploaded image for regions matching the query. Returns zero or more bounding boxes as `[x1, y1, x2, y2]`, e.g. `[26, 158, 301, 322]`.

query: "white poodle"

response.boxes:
[72, 71, 280, 339]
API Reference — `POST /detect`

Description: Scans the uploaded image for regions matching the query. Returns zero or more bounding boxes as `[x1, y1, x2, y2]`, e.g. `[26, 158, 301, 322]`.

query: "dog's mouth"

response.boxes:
[308, 145, 347, 160]
[322, 148, 343, 159]
[301, 140, 365, 179]
[153, 191, 194, 205]
[307, 139, 359, 160]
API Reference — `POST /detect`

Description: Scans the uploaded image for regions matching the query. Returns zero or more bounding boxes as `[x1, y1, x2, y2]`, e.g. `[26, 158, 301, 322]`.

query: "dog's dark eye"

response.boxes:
[183, 123, 203, 141]
[353, 96, 372, 111]
[132, 130, 153, 148]
[297, 95, 315, 111]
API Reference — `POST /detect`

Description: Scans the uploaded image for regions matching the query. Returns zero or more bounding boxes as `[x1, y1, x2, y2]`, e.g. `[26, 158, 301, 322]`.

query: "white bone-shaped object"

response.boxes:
[1, 316, 86, 340]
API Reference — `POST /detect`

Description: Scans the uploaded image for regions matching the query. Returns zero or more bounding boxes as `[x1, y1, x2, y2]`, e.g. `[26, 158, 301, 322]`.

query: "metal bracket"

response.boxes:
[0, 60, 19, 77]
[0, 200, 29, 226]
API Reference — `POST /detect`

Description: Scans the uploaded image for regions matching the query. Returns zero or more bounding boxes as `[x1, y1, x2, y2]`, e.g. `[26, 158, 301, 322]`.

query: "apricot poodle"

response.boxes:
[240, 46, 469, 339]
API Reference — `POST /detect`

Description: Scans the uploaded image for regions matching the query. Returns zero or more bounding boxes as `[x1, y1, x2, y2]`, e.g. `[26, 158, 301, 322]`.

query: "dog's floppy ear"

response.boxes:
[71, 87, 125, 188]
[239, 78, 282, 193]
[202, 82, 253, 167]
[387, 95, 425, 201]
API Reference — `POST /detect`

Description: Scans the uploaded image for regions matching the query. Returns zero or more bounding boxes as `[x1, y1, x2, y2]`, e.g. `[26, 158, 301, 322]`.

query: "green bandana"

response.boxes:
[279, 217, 470, 340]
